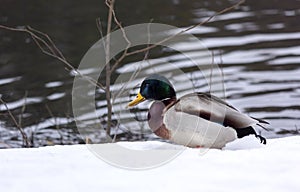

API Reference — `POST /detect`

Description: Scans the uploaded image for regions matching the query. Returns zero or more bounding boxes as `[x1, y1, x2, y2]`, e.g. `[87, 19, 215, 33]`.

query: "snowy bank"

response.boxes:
[1, 136, 300, 192]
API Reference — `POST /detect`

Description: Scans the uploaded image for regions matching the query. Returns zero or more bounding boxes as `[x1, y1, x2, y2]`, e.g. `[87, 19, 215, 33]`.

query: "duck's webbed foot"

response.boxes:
[235, 126, 266, 144]
[255, 134, 267, 144]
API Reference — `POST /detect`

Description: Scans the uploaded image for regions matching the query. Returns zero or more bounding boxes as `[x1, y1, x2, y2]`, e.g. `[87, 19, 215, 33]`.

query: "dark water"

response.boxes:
[0, 0, 299, 148]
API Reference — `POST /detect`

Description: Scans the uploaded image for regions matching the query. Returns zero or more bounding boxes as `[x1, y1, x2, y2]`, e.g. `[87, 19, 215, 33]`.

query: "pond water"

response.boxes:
[0, 0, 299, 148]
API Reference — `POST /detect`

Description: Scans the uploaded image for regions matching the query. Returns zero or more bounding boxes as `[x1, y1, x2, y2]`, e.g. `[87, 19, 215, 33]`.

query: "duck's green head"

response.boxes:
[128, 74, 176, 107]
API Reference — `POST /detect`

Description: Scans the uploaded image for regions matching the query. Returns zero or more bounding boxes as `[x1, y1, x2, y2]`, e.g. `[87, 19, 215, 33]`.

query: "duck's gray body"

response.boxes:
[148, 93, 263, 149]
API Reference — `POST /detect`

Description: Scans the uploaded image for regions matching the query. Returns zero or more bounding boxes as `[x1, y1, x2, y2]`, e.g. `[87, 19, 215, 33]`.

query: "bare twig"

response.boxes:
[96, 18, 105, 39]
[45, 104, 64, 144]
[27, 26, 66, 60]
[110, 18, 150, 105]
[0, 141, 12, 148]
[18, 91, 28, 127]
[104, 0, 115, 135]
[143, 19, 152, 64]
[0, 97, 31, 147]
[0, 24, 105, 90]
[219, 50, 226, 100]
[209, 50, 215, 93]
[124, 0, 244, 57]
[108, 0, 132, 73]
[111, 19, 148, 103]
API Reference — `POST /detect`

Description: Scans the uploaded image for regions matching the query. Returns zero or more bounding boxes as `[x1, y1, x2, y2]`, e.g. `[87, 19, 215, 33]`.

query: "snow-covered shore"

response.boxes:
[1, 136, 300, 192]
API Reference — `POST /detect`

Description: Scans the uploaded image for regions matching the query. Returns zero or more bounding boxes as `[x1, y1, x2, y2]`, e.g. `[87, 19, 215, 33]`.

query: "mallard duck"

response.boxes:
[128, 74, 267, 149]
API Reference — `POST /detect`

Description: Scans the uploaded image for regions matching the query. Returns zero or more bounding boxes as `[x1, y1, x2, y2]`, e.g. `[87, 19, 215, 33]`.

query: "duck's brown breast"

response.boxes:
[148, 101, 171, 139]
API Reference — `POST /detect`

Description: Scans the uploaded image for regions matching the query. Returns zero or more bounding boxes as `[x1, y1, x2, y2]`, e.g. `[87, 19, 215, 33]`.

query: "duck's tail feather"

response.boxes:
[250, 116, 270, 131]
[250, 116, 269, 124]
[256, 123, 271, 131]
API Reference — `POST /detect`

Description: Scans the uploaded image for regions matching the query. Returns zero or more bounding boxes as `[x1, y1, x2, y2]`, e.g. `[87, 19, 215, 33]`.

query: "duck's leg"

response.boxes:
[256, 135, 267, 144]
[235, 126, 266, 144]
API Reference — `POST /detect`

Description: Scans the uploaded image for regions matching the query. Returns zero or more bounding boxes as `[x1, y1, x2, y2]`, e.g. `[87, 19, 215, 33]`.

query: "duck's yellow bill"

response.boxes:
[128, 92, 145, 107]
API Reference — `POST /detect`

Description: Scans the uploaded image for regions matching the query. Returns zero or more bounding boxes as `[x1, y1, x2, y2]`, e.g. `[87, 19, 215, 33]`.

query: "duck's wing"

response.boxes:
[173, 92, 266, 129]
[163, 105, 237, 148]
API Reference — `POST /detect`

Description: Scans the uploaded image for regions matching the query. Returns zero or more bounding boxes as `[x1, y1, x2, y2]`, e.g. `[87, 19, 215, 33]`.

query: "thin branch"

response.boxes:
[18, 91, 28, 127]
[125, 0, 244, 57]
[108, 0, 132, 73]
[27, 26, 66, 60]
[219, 50, 226, 100]
[96, 18, 105, 40]
[110, 2, 131, 46]
[105, 0, 113, 62]
[104, 0, 115, 136]
[209, 50, 215, 93]
[110, 0, 244, 73]
[0, 24, 106, 90]
[26, 26, 58, 58]
[0, 97, 31, 147]
[143, 20, 158, 73]
[111, 20, 153, 103]
[0, 141, 12, 148]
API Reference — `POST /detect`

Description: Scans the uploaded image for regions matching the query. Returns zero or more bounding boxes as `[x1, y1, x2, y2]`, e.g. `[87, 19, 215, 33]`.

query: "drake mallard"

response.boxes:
[128, 74, 267, 149]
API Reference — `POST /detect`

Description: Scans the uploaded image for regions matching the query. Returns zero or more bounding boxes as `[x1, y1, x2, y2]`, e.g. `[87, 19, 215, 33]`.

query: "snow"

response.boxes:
[1, 136, 300, 192]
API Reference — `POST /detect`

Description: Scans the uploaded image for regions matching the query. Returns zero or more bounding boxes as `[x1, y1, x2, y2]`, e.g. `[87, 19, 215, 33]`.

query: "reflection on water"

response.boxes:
[0, 0, 300, 147]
